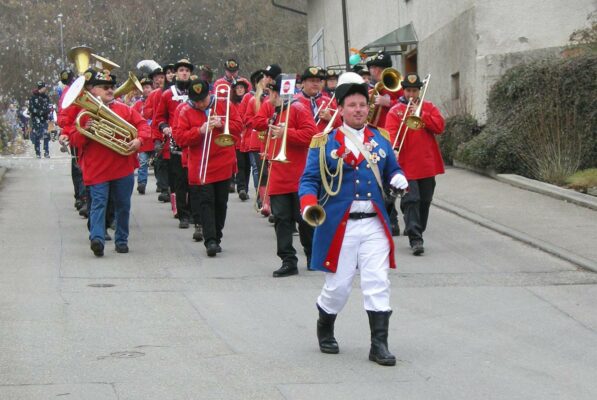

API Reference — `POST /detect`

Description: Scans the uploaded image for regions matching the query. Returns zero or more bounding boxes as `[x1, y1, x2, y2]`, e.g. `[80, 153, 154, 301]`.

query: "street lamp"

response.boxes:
[57, 13, 64, 68]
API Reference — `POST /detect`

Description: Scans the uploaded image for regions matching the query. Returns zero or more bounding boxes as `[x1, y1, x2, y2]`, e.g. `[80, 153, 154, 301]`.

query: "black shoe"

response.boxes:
[273, 263, 298, 278]
[179, 218, 190, 229]
[115, 243, 129, 253]
[228, 182, 235, 193]
[317, 304, 339, 354]
[268, 214, 275, 224]
[90, 239, 104, 257]
[238, 189, 249, 201]
[79, 208, 88, 218]
[104, 231, 112, 241]
[367, 310, 396, 366]
[215, 244, 222, 253]
[158, 192, 170, 202]
[44, 153, 50, 158]
[206, 242, 218, 257]
[137, 183, 146, 194]
[411, 240, 424, 256]
[193, 224, 204, 242]
[36, 154, 41, 159]
[74, 199, 84, 210]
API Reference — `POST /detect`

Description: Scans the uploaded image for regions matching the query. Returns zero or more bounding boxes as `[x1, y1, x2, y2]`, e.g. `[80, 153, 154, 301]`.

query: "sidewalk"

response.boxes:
[434, 167, 597, 271]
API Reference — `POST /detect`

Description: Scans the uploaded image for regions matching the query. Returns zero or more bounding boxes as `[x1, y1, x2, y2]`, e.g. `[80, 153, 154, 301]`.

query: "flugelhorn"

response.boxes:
[304, 205, 326, 227]
[114, 71, 143, 98]
[367, 68, 402, 125]
[405, 74, 431, 130]
[62, 76, 138, 156]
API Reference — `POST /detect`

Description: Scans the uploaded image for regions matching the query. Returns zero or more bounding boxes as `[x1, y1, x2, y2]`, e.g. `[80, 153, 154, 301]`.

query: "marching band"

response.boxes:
[56, 47, 446, 366]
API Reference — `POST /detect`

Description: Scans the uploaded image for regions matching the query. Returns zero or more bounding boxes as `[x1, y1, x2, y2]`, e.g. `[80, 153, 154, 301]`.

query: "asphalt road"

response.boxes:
[1, 146, 596, 400]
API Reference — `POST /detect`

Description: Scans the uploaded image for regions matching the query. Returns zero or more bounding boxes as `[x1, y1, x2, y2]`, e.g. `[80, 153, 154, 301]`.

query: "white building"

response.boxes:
[307, 0, 595, 122]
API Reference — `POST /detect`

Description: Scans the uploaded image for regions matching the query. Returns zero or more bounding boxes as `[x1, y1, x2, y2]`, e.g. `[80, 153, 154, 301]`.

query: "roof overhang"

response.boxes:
[360, 23, 418, 55]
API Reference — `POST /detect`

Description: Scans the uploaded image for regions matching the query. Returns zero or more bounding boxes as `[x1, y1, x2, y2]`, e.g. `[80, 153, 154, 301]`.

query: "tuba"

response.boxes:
[367, 68, 402, 126]
[67, 46, 93, 75]
[62, 76, 138, 156]
[114, 71, 143, 98]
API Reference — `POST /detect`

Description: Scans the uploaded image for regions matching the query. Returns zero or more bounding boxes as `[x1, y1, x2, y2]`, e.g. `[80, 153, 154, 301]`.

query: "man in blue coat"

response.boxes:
[299, 72, 408, 366]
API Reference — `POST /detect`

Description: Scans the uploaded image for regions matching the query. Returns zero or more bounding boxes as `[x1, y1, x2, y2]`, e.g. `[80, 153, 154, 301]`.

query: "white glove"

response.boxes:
[390, 173, 408, 190]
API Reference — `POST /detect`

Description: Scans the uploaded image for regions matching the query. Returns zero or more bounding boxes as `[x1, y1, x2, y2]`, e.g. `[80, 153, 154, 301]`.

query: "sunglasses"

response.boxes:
[97, 85, 115, 91]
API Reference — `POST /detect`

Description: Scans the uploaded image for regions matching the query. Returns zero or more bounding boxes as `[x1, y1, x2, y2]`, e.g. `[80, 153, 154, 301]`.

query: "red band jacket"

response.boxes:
[175, 99, 243, 186]
[385, 98, 445, 180]
[252, 100, 318, 195]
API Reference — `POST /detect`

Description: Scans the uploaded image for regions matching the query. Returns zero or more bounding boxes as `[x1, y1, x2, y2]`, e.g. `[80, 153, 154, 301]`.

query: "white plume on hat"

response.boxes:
[337, 72, 364, 86]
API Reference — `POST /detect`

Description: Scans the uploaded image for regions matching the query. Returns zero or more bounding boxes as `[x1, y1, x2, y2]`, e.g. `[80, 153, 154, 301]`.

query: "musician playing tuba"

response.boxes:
[252, 74, 318, 278]
[298, 72, 408, 366]
[69, 68, 151, 257]
[385, 73, 445, 256]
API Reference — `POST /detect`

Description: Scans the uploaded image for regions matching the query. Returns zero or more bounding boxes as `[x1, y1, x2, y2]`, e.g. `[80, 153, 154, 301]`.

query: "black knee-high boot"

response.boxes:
[317, 304, 339, 354]
[367, 310, 396, 366]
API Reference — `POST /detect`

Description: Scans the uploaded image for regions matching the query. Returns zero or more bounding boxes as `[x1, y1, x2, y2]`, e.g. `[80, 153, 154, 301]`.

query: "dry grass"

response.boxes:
[566, 168, 597, 193]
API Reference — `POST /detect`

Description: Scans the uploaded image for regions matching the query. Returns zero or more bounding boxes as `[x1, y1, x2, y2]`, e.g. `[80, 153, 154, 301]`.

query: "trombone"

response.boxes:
[367, 67, 402, 125]
[270, 96, 291, 163]
[405, 74, 431, 130]
[198, 86, 235, 183]
[313, 92, 336, 124]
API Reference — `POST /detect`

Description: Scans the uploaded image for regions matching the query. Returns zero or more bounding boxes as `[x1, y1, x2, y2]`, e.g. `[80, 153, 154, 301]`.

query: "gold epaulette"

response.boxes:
[368, 124, 391, 142]
[310, 132, 328, 148]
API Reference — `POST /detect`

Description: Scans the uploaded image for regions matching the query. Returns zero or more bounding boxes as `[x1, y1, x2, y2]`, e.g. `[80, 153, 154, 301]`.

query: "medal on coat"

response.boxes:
[379, 148, 386, 158]
[330, 149, 338, 159]
[370, 152, 380, 164]
[365, 142, 373, 152]
[370, 139, 379, 148]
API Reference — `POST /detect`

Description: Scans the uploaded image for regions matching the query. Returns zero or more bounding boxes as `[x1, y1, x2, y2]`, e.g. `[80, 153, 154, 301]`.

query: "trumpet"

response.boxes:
[367, 68, 402, 125]
[62, 76, 138, 156]
[404, 74, 431, 130]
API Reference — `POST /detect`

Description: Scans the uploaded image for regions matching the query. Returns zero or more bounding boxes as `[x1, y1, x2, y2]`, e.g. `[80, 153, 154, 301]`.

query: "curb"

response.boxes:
[452, 160, 597, 211]
[433, 198, 597, 273]
[0, 167, 6, 186]
[496, 174, 597, 211]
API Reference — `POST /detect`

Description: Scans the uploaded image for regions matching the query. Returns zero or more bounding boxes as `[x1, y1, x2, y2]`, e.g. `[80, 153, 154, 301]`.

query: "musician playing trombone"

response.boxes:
[294, 66, 342, 133]
[385, 73, 445, 256]
[175, 79, 243, 257]
[253, 75, 318, 278]
[298, 72, 408, 366]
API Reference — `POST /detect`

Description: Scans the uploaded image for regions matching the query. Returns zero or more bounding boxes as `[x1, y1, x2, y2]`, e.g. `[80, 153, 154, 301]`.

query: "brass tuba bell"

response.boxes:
[367, 67, 402, 126]
[67, 46, 93, 75]
[114, 71, 143, 98]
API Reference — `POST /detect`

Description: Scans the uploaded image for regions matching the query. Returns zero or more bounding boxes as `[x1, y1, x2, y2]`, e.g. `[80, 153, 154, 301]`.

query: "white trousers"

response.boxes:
[317, 216, 391, 314]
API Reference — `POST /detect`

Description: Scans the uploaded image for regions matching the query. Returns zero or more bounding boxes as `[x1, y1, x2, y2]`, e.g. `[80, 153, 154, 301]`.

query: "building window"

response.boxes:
[311, 28, 324, 67]
[451, 72, 460, 100]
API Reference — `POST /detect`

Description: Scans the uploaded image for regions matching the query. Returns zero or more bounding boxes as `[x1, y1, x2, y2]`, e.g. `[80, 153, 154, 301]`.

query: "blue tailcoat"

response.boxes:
[299, 125, 403, 272]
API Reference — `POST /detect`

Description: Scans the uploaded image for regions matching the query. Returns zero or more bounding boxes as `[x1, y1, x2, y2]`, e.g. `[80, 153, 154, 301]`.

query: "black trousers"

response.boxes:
[190, 179, 230, 247]
[169, 153, 190, 221]
[70, 147, 85, 201]
[235, 149, 250, 192]
[400, 177, 436, 244]
[154, 155, 169, 193]
[270, 192, 313, 267]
